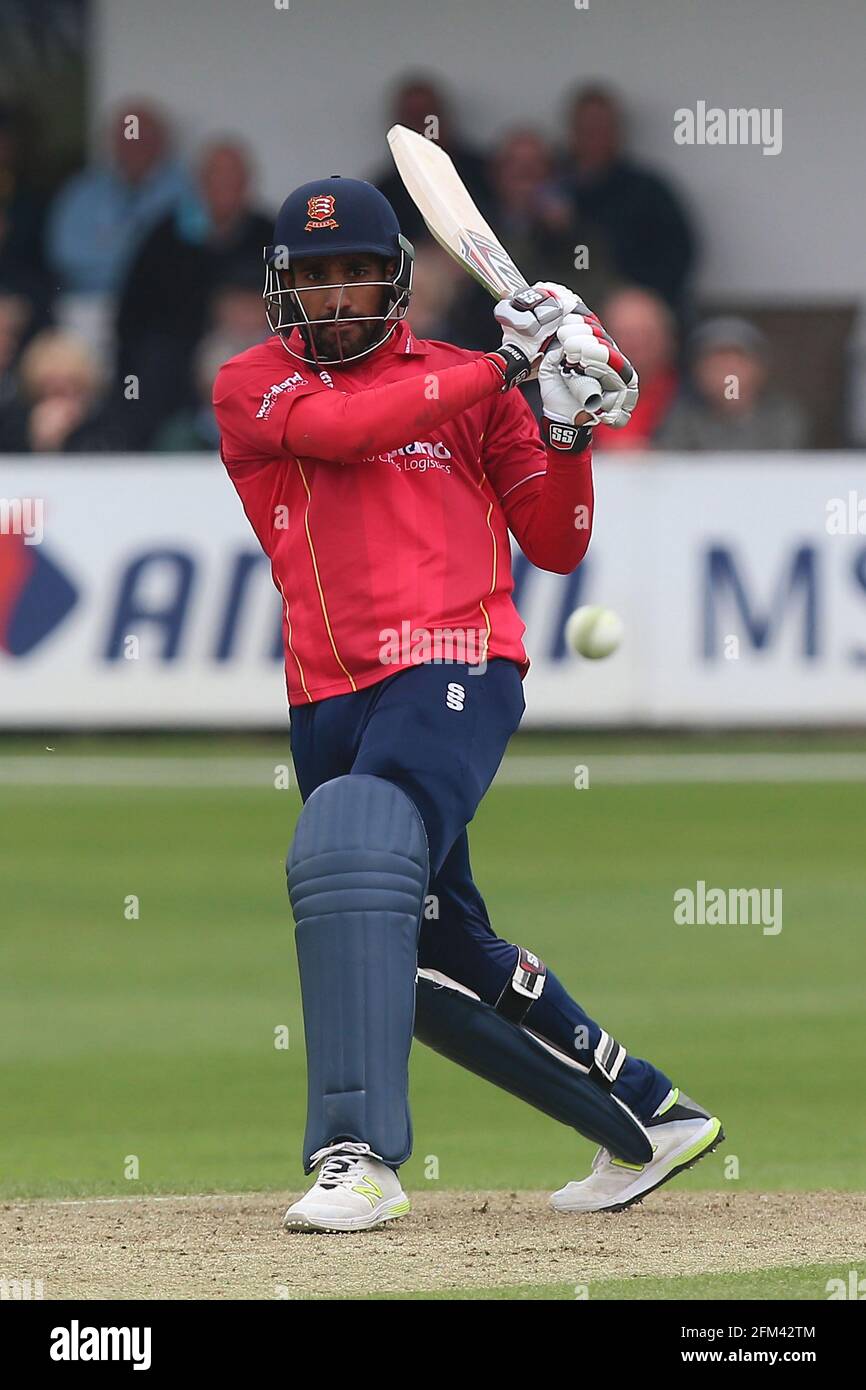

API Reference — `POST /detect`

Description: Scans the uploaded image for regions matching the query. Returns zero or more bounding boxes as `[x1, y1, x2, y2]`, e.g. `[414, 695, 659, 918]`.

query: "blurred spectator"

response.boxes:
[373, 74, 491, 243]
[406, 238, 465, 342]
[656, 317, 807, 451]
[486, 127, 599, 301]
[550, 85, 696, 312]
[407, 235, 504, 353]
[115, 139, 272, 445]
[0, 328, 127, 453]
[0, 292, 32, 413]
[0, 103, 50, 315]
[153, 329, 261, 452]
[210, 269, 268, 339]
[594, 286, 679, 452]
[488, 128, 556, 252]
[46, 101, 190, 295]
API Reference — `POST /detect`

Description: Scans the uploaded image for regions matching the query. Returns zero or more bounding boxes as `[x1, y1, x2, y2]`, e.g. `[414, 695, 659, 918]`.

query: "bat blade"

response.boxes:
[387, 124, 528, 300]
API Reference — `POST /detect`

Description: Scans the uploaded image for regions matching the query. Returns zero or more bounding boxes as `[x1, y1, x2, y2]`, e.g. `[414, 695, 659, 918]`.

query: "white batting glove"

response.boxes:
[535, 344, 598, 452]
[556, 311, 639, 428]
[539, 344, 602, 423]
[494, 282, 582, 367]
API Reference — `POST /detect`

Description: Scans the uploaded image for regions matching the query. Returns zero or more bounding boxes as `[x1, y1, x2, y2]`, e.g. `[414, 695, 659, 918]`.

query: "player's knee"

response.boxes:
[286, 774, 430, 932]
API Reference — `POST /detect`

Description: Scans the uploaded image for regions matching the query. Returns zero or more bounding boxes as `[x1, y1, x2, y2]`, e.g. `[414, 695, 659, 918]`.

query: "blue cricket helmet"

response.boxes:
[266, 177, 405, 262]
[263, 176, 415, 364]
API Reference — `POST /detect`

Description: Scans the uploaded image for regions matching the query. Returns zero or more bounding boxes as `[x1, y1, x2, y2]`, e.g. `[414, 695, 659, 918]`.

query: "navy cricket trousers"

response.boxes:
[289, 658, 671, 1122]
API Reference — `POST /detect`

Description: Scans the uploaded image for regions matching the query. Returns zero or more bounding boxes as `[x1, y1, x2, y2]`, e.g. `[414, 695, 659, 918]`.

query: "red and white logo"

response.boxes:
[307, 195, 335, 221]
[305, 195, 339, 230]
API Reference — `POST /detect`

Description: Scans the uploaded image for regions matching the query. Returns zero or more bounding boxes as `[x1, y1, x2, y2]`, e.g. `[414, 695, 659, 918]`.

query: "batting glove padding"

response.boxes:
[539, 344, 600, 422]
[494, 282, 582, 366]
[537, 345, 595, 451]
[556, 312, 639, 429]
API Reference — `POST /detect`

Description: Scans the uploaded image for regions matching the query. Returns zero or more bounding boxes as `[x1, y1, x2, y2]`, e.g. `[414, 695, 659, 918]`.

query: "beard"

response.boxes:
[307, 313, 386, 361]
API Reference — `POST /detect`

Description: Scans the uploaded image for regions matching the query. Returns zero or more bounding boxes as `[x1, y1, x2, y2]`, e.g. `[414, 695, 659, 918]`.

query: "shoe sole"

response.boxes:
[553, 1118, 725, 1215]
[282, 1196, 411, 1234]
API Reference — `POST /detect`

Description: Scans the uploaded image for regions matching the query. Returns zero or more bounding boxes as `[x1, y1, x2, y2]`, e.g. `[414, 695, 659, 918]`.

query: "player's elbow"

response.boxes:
[545, 557, 585, 577]
[522, 533, 591, 575]
[525, 550, 585, 576]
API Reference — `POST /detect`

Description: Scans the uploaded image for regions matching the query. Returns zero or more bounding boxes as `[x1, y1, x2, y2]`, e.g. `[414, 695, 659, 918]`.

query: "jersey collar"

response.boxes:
[386, 321, 429, 358]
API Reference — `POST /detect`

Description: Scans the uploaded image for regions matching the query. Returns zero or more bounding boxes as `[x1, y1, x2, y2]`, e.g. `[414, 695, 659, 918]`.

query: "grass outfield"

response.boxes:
[363, 1262, 853, 1301]
[1, 733, 863, 1205]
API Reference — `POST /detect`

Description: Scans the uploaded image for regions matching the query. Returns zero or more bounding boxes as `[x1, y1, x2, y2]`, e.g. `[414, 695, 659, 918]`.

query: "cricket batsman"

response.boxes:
[213, 176, 723, 1232]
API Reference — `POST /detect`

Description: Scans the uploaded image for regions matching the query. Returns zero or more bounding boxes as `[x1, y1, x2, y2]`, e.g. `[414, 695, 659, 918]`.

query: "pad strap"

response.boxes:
[495, 945, 547, 1023]
[590, 1028, 628, 1089]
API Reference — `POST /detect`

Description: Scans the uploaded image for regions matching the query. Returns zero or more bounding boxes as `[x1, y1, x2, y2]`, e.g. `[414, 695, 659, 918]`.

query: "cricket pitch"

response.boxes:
[3, 1190, 865, 1300]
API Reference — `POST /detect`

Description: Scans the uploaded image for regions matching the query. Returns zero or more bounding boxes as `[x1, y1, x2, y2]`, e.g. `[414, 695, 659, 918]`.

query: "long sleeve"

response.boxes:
[482, 387, 594, 574]
[283, 356, 503, 461]
[501, 450, 594, 574]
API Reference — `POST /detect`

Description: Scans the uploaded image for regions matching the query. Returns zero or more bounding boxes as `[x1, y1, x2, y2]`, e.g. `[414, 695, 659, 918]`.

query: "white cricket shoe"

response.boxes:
[282, 1142, 410, 1233]
[550, 1088, 724, 1214]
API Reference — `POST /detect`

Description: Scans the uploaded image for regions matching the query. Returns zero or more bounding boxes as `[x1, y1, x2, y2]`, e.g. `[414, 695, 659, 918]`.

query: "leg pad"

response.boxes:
[287, 775, 429, 1171]
[414, 969, 653, 1165]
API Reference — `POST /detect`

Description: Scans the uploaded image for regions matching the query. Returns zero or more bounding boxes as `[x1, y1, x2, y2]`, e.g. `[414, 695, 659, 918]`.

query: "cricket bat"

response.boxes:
[387, 124, 531, 300]
[387, 123, 601, 401]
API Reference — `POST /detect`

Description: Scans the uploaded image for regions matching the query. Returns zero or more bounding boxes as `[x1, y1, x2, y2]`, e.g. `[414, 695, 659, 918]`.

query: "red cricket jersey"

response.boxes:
[214, 321, 593, 706]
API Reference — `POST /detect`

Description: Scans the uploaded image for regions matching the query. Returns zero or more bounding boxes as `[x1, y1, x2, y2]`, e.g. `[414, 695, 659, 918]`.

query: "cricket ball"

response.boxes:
[565, 605, 623, 660]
